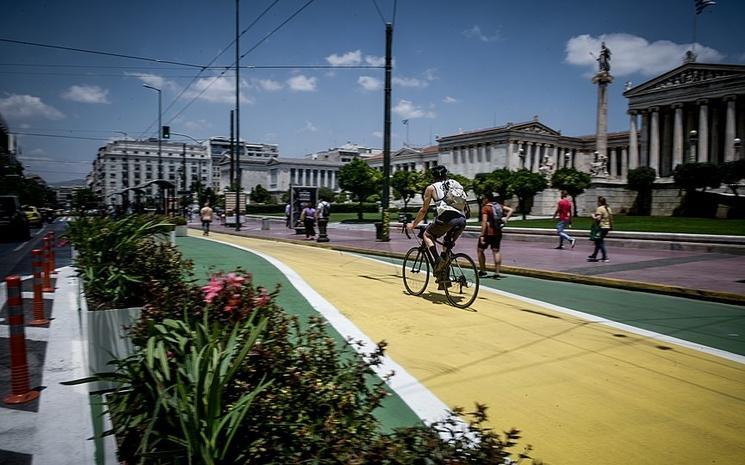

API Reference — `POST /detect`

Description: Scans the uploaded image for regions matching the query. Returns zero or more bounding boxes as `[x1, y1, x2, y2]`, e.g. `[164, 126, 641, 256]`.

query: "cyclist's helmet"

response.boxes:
[431, 165, 448, 181]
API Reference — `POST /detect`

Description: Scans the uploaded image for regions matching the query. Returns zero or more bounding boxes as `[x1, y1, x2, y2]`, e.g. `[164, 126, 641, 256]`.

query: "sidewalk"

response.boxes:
[202, 217, 745, 304]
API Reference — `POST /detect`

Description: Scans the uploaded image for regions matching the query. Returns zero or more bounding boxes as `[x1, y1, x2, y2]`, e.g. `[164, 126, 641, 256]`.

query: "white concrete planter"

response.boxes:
[174, 225, 188, 237]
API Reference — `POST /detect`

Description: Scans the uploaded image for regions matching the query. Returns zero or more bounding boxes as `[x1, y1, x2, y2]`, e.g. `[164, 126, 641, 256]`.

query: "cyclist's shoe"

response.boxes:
[478, 270, 488, 278]
[437, 278, 452, 290]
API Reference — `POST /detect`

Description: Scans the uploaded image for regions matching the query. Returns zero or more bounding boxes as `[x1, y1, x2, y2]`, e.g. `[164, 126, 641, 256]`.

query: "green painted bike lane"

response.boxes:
[176, 237, 423, 431]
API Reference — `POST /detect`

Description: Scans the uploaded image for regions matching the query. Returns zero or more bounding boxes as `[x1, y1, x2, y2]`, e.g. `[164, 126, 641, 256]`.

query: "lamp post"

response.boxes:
[143, 84, 163, 212]
[735, 137, 742, 160]
[688, 130, 698, 163]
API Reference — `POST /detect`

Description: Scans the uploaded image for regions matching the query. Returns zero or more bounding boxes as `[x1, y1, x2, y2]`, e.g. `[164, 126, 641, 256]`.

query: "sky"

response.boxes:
[1, 0, 744, 184]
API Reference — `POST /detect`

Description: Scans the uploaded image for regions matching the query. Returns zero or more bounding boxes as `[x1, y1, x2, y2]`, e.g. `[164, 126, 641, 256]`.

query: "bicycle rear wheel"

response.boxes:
[443, 253, 479, 308]
[402, 247, 430, 296]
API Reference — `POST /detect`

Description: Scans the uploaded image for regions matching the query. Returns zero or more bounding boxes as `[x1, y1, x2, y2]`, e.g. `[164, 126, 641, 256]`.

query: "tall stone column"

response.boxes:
[672, 103, 684, 170]
[640, 110, 649, 167]
[628, 110, 639, 170]
[725, 95, 737, 162]
[621, 147, 628, 178]
[507, 141, 515, 169]
[697, 99, 709, 162]
[593, 71, 614, 165]
[649, 106, 660, 176]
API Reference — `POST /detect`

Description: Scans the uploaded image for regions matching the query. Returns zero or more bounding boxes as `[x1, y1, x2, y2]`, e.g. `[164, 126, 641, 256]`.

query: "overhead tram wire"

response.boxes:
[165, 0, 317, 125]
[0, 38, 207, 69]
[371, 0, 387, 25]
[9, 132, 112, 142]
[138, 0, 282, 139]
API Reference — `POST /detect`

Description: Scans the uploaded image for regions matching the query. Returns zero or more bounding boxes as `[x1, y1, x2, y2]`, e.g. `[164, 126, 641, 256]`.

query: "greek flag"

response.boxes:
[402, 119, 409, 125]
[695, 0, 715, 14]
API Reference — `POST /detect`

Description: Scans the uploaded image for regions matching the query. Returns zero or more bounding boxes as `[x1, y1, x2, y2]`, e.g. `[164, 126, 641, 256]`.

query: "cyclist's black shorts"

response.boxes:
[426, 211, 466, 246]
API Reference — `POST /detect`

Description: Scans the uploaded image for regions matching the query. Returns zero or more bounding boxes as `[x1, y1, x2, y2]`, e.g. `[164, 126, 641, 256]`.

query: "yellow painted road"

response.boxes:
[204, 232, 745, 465]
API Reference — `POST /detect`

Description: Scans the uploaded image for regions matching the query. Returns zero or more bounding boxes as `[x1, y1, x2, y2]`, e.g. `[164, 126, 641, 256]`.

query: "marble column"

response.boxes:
[609, 147, 617, 177]
[628, 110, 639, 170]
[621, 147, 628, 179]
[697, 99, 709, 162]
[672, 103, 684, 170]
[725, 95, 737, 162]
[640, 110, 649, 167]
[649, 107, 660, 176]
[507, 141, 514, 169]
[593, 71, 613, 162]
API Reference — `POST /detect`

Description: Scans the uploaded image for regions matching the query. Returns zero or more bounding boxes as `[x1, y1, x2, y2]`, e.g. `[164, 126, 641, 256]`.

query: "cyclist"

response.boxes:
[407, 165, 468, 283]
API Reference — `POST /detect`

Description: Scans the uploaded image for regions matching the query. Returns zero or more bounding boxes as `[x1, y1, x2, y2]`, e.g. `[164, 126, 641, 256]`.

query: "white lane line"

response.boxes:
[356, 253, 745, 366]
[203, 237, 464, 430]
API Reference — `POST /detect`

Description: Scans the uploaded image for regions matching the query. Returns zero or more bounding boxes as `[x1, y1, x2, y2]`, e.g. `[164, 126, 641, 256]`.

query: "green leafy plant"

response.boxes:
[626, 167, 657, 216]
[338, 158, 383, 220]
[64, 214, 192, 310]
[512, 169, 548, 220]
[551, 167, 592, 217]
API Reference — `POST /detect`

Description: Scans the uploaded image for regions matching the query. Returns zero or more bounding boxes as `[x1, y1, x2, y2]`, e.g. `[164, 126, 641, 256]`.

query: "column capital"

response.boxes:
[724, 94, 737, 102]
[671, 103, 684, 109]
[696, 98, 709, 106]
[649, 106, 660, 113]
[628, 109, 638, 116]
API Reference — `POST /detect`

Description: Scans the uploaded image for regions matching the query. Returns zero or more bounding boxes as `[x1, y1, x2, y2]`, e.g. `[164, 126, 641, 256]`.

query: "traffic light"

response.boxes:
[162, 125, 170, 139]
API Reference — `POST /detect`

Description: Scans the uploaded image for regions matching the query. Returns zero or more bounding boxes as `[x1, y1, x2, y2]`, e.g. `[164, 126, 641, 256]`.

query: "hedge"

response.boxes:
[246, 203, 396, 214]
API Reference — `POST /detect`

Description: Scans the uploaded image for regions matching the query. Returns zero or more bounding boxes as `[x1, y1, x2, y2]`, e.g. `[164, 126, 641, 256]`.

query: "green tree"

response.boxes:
[719, 159, 745, 196]
[318, 186, 335, 202]
[511, 169, 548, 220]
[338, 158, 382, 219]
[72, 188, 98, 212]
[249, 184, 272, 204]
[673, 162, 721, 193]
[391, 170, 423, 212]
[551, 167, 592, 216]
[626, 167, 657, 216]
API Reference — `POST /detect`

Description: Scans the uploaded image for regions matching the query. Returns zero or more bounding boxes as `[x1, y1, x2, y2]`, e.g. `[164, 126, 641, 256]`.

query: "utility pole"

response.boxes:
[235, 0, 241, 232]
[181, 143, 187, 216]
[380, 22, 393, 242]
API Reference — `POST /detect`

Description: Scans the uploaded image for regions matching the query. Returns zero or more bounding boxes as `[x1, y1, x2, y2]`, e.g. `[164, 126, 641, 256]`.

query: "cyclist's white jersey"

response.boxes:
[432, 180, 465, 217]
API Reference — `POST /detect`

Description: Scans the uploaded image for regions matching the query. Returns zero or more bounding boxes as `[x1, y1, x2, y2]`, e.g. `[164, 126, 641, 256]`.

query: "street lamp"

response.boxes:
[143, 84, 163, 212]
[518, 148, 525, 169]
[734, 137, 742, 160]
[688, 130, 698, 163]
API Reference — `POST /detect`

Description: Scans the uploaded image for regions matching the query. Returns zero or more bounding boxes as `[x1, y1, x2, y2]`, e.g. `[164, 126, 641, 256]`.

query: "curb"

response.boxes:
[194, 228, 745, 307]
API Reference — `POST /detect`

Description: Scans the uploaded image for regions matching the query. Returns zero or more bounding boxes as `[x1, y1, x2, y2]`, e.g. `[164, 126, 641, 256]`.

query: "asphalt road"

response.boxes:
[0, 221, 70, 282]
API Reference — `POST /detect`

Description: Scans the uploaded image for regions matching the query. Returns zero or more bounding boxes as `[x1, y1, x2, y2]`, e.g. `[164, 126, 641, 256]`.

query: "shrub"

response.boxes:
[64, 214, 192, 310]
[106, 271, 536, 464]
[626, 167, 657, 216]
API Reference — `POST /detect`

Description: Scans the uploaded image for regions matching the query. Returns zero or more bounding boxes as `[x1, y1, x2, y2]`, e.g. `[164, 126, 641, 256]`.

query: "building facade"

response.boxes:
[206, 137, 278, 192]
[89, 139, 209, 207]
[624, 62, 745, 177]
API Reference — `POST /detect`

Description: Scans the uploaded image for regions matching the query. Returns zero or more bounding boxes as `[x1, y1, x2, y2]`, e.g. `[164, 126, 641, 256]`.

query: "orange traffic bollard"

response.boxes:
[29, 249, 49, 326]
[42, 234, 54, 293]
[47, 231, 56, 274]
[3, 276, 41, 405]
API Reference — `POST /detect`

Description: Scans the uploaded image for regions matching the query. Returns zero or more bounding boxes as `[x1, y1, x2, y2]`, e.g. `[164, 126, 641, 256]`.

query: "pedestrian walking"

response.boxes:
[588, 196, 613, 262]
[552, 190, 576, 249]
[316, 196, 331, 242]
[300, 203, 316, 239]
[285, 202, 292, 229]
[477, 192, 513, 279]
[200, 202, 214, 236]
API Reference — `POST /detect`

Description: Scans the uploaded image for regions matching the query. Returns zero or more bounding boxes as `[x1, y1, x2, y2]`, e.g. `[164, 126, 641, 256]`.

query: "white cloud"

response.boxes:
[183, 119, 210, 132]
[287, 75, 317, 92]
[372, 131, 383, 138]
[0, 94, 64, 120]
[392, 99, 435, 119]
[443, 96, 459, 104]
[256, 79, 283, 91]
[184, 77, 252, 104]
[61, 84, 110, 104]
[422, 68, 438, 81]
[326, 50, 362, 66]
[463, 25, 501, 43]
[126, 72, 174, 91]
[365, 55, 385, 67]
[565, 33, 725, 77]
[393, 76, 429, 88]
[302, 121, 318, 132]
[358, 76, 382, 91]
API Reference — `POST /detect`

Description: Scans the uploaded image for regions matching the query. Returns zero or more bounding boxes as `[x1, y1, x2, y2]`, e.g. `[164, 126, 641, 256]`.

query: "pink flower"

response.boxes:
[254, 287, 271, 307]
[202, 276, 224, 303]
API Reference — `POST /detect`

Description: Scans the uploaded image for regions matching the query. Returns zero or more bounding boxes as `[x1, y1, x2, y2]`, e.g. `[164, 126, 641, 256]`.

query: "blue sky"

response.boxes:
[1, 0, 743, 183]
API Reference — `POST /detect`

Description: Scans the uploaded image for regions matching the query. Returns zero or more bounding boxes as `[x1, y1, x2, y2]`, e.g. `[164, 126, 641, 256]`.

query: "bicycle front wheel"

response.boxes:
[443, 253, 479, 308]
[402, 247, 430, 296]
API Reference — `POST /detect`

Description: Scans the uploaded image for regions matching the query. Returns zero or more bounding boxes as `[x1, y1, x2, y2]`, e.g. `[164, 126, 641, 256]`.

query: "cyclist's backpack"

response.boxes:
[443, 180, 467, 211]
[488, 202, 504, 230]
[321, 201, 330, 218]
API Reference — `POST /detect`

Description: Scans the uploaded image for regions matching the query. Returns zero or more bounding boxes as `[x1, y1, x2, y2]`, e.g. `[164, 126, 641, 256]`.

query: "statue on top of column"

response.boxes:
[598, 42, 611, 73]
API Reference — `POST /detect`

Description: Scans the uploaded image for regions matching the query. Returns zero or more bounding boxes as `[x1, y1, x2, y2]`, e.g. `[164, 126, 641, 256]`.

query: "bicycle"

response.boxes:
[402, 224, 480, 309]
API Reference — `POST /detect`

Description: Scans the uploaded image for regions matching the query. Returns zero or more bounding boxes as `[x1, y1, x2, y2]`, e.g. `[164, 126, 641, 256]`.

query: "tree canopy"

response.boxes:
[338, 158, 382, 219]
[511, 169, 548, 219]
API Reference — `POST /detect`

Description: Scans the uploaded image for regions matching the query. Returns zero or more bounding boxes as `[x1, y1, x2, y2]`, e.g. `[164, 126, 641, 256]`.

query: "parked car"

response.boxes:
[22, 205, 43, 227]
[0, 195, 31, 241]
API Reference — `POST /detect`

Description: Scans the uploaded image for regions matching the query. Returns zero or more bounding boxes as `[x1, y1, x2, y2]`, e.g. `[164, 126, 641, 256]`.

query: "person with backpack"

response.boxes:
[407, 165, 468, 284]
[477, 192, 513, 279]
[315, 196, 331, 242]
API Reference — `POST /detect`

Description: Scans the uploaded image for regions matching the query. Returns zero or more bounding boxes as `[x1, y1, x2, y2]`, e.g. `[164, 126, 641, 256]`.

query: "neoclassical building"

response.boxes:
[624, 62, 745, 177]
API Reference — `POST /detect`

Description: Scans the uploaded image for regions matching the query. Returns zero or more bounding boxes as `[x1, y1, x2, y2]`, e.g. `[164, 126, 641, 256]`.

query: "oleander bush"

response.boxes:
[101, 270, 536, 464]
[64, 214, 192, 310]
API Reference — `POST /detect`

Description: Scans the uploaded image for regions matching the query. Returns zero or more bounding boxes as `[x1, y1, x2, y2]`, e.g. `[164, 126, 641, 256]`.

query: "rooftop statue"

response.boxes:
[598, 42, 611, 73]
